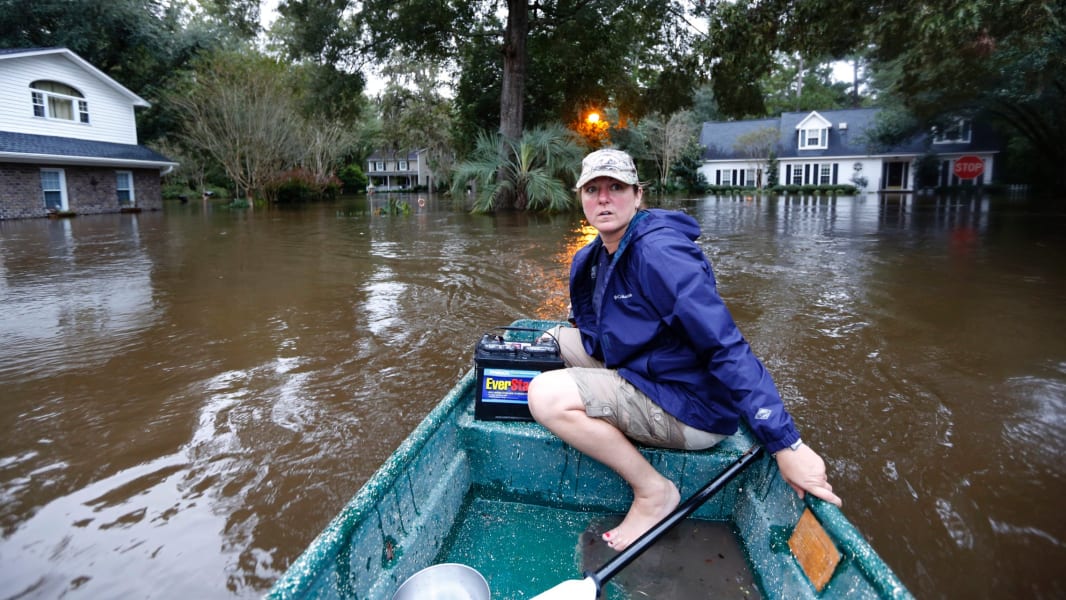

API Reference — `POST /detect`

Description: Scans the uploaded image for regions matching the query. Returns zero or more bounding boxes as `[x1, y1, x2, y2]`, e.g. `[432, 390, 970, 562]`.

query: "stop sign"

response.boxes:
[953, 155, 984, 179]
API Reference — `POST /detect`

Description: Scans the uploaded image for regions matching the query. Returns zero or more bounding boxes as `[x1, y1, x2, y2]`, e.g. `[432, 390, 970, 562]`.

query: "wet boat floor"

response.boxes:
[439, 496, 762, 599]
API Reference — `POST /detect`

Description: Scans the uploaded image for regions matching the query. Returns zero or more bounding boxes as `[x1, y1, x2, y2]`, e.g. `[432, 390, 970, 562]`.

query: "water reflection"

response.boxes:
[0, 194, 1064, 599]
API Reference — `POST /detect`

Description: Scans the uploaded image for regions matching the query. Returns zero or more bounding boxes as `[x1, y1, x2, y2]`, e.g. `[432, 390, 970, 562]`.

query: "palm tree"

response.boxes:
[451, 125, 585, 212]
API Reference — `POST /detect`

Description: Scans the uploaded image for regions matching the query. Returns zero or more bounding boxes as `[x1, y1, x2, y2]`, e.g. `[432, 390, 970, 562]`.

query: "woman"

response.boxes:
[528, 148, 841, 552]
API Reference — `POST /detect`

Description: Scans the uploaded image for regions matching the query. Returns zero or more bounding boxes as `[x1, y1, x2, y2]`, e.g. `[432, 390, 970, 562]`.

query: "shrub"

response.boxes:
[268, 168, 343, 202]
[338, 163, 369, 193]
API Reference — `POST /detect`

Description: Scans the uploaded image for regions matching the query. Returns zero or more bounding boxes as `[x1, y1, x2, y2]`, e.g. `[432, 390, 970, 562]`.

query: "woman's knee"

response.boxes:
[527, 370, 578, 421]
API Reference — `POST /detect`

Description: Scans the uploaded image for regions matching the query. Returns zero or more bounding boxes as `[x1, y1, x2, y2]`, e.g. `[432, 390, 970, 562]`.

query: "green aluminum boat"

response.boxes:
[268, 320, 912, 600]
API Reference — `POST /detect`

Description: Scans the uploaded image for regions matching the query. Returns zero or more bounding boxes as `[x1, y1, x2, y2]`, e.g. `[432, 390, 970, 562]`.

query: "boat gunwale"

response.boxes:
[805, 495, 912, 599]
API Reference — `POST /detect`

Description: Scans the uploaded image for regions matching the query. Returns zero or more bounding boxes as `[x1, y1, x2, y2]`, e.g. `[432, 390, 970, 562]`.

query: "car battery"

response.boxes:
[474, 327, 564, 421]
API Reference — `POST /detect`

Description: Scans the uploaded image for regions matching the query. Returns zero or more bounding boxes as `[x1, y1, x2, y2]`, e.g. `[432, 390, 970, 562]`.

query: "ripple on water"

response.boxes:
[1001, 368, 1066, 464]
[935, 497, 974, 550]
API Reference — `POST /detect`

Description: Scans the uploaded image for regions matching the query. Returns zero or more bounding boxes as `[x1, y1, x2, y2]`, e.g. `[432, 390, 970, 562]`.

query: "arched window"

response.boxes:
[30, 80, 90, 123]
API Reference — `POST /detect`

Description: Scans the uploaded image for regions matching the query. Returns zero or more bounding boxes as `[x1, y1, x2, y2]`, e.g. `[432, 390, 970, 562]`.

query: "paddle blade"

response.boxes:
[530, 576, 598, 600]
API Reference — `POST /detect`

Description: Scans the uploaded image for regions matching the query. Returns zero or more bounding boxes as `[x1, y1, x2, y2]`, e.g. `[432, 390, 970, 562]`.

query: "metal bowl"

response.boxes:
[392, 563, 491, 600]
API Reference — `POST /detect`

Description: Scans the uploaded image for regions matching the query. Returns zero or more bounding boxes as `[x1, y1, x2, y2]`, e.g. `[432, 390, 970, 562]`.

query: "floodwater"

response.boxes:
[0, 192, 1063, 599]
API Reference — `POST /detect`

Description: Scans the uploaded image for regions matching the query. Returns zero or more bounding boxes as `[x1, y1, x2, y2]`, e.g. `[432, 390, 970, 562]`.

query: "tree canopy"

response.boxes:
[3, 0, 1062, 200]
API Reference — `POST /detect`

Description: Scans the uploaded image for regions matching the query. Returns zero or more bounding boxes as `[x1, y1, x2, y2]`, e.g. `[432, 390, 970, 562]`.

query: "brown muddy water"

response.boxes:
[1, 193, 1064, 599]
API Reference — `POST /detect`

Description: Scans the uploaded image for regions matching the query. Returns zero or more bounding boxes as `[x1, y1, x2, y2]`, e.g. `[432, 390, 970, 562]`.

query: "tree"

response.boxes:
[733, 125, 781, 189]
[295, 120, 355, 189]
[170, 50, 302, 203]
[635, 110, 698, 189]
[450, 125, 584, 213]
[276, 1, 701, 206]
[375, 59, 457, 190]
[693, 0, 1065, 190]
[693, 0, 874, 118]
[196, 0, 262, 40]
[865, 0, 1066, 189]
[760, 53, 852, 115]
[670, 143, 708, 193]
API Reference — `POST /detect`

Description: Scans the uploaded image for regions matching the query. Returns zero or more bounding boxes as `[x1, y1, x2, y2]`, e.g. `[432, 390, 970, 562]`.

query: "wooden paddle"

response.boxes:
[531, 445, 765, 600]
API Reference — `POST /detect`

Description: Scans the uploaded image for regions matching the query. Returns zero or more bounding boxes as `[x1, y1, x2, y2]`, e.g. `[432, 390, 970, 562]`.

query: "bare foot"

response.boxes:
[601, 478, 680, 551]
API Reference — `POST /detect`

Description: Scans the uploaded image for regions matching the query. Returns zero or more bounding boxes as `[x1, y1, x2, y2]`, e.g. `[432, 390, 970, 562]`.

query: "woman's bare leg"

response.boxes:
[528, 369, 679, 551]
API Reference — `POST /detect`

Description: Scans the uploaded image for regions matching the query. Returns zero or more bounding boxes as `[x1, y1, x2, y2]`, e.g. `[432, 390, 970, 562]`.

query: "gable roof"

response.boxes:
[795, 110, 831, 130]
[0, 131, 176, 170]
[700, 108, 1000, 161]
[0, 47, 149, 107]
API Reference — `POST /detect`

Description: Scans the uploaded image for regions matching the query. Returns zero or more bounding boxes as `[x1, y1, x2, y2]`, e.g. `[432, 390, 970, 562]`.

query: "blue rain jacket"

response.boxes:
[569, 209, 800, 453]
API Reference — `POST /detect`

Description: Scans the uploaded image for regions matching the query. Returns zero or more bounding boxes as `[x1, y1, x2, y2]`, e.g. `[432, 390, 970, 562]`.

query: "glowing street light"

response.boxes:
[586, 111, 601, 124]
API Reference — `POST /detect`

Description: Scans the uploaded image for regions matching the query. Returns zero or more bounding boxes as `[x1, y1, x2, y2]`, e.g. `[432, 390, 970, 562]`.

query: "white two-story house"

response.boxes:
[366, 149, 436, 192]
[698, 108, 1000, 193]
[0, 47, 177, 220]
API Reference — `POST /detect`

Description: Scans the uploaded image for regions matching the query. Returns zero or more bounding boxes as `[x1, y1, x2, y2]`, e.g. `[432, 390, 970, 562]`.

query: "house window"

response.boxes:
[41, 169, 67, 210]
[720, 169, 732, 186]
[745, 169, 756, 186]
[32, 91, 45, 117]
[30, 80, 89, 123]
[792, 165, 804, 184]
[820, 164, 832, 184]
[933, 118, 972, 144]
[398, 160, 408, 170]
[798, 127, 828, 149]
[116, 171, 134, 205]
[376, 161, 385, 171]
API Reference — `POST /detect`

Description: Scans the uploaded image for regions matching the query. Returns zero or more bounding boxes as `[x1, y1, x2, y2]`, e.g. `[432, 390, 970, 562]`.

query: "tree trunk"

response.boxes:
[500, 0, 527, 142]
[497, 0, 528, 210]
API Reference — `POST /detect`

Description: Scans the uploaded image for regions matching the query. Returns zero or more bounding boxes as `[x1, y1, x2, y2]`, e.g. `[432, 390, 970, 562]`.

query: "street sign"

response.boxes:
[953, 155, 984, 180]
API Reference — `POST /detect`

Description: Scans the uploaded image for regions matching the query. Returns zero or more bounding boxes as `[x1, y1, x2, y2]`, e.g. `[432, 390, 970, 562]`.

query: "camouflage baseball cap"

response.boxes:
[575, 149, 639, 189]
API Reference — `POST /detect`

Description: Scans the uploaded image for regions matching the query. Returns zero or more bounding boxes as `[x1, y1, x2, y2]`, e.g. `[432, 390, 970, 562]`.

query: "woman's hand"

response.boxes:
[775, 444, 843, 507]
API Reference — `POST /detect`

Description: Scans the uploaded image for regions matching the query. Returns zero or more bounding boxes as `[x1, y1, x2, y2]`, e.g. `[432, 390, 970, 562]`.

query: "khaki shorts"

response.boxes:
[545, 326, 726, 451]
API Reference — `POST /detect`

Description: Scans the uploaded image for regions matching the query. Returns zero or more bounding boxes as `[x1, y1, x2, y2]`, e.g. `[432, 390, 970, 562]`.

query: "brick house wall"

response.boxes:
[0, 163, 163, 220]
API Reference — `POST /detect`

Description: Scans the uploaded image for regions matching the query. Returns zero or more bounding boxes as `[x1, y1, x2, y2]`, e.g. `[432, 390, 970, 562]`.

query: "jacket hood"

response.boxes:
[628, 209, 702, 244]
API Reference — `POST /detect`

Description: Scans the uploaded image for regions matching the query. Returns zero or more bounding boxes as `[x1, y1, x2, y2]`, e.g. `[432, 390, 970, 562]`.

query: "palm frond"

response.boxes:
[451, 124, 585, 213]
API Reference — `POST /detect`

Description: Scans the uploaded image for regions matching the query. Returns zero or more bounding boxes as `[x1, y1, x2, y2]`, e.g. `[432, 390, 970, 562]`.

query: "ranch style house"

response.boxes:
[0, 47, 177, 220]
[698, 108, 1000, 193]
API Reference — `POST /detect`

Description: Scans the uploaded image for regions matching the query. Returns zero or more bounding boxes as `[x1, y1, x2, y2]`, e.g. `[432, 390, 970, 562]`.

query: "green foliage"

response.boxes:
[288, 62, 369, 123]
[267, 168, 342, 202]
[450, 125, 584, 213]
[170, 48, 303, 201]
[670, 146, 708, 194]
[452, 32, 504, 155]
[913, 152, 941, 190]
[310, 0, 701, 153]
[197, 0, 263, 40]
[338, 163, 369, 193]
[375, 198, 411, 216]
[694, 0, 875, 118]
[374, 62, 457, 186]
[766, 154, 780, 188]
[630, 110, 698, 189]
[849, 0, 1065, 189]
[767, 184, 859, 196]
[0, 0, 236, 142]
[691, 84, 723, 124]
[760, 55, 852, 115]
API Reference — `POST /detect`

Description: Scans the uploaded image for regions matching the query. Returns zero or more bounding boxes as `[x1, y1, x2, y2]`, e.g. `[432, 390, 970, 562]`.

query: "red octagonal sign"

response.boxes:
[953, 155, 985, 179]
